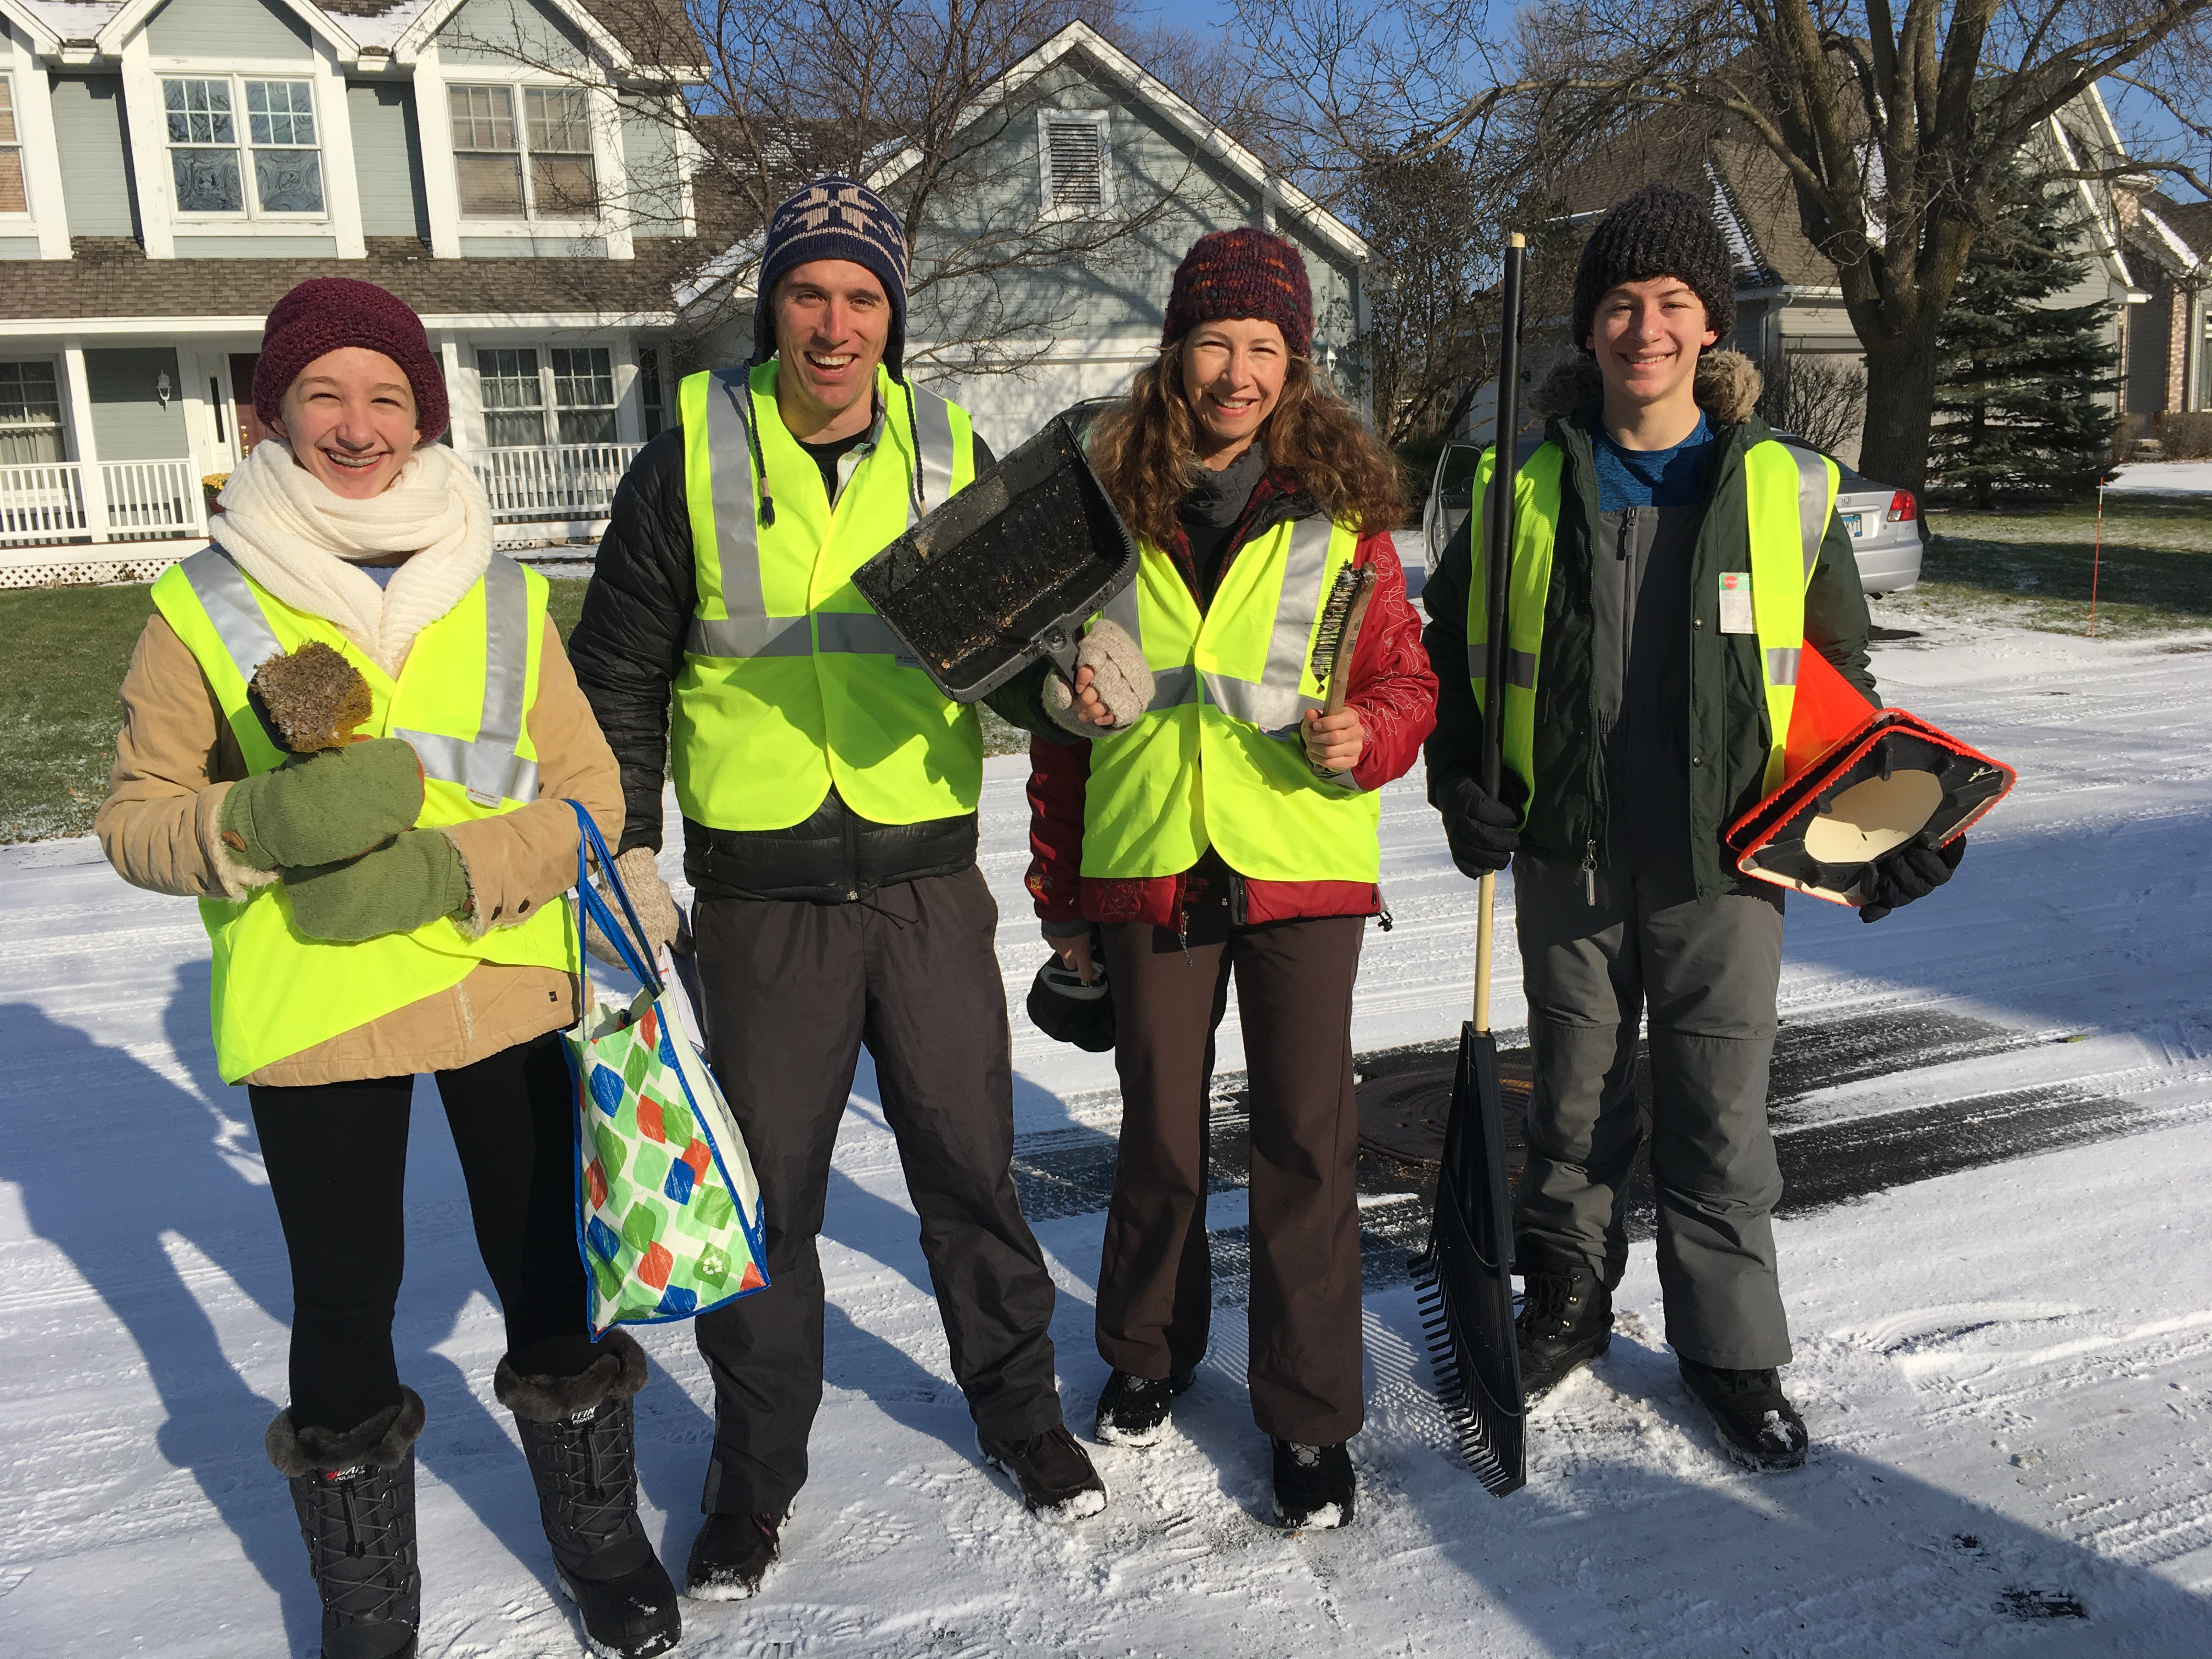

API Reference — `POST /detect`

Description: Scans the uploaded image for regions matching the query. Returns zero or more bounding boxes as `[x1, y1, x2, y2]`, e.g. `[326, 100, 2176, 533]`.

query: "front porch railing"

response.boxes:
[473, 442, 644, 524]
[0, 458, 206, 545]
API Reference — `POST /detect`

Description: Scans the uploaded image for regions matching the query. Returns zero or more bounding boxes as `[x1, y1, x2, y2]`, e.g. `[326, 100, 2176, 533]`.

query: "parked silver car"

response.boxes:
[1421, 435, 1923, 594]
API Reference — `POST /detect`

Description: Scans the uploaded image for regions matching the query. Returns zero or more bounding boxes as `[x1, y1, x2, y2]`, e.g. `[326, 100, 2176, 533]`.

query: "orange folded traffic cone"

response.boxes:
[1727, 644, 2016, 907]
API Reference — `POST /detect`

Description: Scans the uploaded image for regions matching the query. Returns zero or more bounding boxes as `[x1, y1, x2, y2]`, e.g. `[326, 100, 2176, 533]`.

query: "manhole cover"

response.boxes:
[1356, 1053, 1533, 1169]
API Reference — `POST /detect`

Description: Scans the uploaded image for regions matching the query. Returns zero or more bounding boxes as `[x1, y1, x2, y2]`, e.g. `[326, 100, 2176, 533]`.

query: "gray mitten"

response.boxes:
[1042, 618, 1153, 737]
[585, 845, 691, 968]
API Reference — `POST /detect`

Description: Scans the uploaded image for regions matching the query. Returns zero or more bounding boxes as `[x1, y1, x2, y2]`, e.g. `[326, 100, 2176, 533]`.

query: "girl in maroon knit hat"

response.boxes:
[1023, 228, 1438, 1528]
[95, 279, 681, 1657]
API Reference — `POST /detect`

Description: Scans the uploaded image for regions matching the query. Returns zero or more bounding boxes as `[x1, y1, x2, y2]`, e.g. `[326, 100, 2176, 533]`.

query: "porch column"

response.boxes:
[611, 330, 642, 443]
[60, 343, 109, 544]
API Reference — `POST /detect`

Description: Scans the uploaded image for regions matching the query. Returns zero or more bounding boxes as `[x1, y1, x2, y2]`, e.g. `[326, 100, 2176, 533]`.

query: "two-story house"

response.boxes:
[671, 21, 1371, 461]
[0, 0, 708, 582]
[0, 11, 1372, 583]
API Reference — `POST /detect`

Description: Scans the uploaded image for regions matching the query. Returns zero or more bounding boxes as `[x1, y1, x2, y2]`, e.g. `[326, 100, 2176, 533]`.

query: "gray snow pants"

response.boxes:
[1513, 851, 1792, 1369]
[689, 868, 1064, 1517]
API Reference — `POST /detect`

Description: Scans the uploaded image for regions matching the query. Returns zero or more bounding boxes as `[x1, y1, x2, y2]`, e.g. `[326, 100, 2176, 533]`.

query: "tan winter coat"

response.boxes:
[96, 608, 625, 1088]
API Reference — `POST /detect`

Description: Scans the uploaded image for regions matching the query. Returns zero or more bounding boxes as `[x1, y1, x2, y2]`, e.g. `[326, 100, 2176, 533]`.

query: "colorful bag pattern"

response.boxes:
[562, 802, 769, 1335]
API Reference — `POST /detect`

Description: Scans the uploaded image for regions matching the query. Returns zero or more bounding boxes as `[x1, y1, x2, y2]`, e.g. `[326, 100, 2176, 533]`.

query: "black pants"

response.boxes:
[249, 1031, 597, 1432]
[1098, 901, 1367, 1444]
[690, 867, 1063, 1519]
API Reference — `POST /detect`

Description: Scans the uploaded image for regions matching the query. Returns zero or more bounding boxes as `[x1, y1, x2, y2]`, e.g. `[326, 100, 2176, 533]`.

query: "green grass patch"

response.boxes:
[0, 583, 160, 843]
[1911, 495, 2212, 637]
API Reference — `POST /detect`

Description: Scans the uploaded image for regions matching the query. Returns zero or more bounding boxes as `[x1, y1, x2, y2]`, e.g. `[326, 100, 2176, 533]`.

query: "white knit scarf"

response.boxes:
[211, 438, 495, 676]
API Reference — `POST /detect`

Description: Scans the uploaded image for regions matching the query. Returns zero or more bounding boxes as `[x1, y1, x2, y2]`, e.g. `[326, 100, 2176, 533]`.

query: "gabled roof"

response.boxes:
[676, 19, 1365, 313]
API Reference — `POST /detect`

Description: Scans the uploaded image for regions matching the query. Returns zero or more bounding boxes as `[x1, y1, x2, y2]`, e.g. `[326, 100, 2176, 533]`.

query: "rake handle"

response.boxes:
[1475, 233, 1527, 1035]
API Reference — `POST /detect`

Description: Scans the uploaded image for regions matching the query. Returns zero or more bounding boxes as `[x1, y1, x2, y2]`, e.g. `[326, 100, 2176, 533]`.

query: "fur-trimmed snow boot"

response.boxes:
[266, 1389, 425, 1659]
[496, 1330, 680, 1658]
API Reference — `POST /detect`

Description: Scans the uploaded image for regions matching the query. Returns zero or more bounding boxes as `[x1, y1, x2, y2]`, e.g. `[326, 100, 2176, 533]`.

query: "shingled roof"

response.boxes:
[0, 236, 715, 321]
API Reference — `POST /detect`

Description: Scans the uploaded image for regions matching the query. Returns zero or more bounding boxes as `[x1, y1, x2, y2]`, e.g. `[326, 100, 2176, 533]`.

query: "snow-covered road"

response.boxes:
[2, 610, 2208, 1656]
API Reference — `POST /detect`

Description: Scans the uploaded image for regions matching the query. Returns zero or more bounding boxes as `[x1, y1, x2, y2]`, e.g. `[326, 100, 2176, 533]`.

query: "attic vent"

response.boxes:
[1037, 110, 1113, 217]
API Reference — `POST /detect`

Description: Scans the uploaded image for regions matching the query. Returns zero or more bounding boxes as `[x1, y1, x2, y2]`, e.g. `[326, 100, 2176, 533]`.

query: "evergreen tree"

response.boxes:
[1929, 178, 2116, 506]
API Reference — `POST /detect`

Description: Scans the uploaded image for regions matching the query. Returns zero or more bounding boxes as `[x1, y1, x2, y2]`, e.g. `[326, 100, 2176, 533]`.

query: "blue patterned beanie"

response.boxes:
[753, 176, 911, 376]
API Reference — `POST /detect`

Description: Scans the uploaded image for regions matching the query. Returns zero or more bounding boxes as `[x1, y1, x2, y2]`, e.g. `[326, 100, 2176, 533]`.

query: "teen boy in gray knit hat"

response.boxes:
[1423, 183, 1950, 1470]
[567, 176, 1108, 1599]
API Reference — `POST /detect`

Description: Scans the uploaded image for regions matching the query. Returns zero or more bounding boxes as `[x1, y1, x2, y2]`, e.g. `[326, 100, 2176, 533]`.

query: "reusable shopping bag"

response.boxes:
[562, 801, 768, 1335]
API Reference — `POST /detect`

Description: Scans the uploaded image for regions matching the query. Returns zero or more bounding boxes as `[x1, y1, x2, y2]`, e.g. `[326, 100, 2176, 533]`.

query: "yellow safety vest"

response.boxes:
[673, 360, 980, 831]
[1466, 437, 1840, 808]
[1080, 515, 1383, 883]
[151, 550, 573, 1082]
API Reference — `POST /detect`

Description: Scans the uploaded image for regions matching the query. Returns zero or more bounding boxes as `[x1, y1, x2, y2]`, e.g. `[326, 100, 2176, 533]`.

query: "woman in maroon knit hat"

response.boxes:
[1024, 227, 1438, 1527]
[95, 279, 681, 1658]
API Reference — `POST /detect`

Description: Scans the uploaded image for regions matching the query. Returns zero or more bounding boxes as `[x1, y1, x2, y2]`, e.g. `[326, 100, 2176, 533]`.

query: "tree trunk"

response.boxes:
[1855, 322, 1944, 492]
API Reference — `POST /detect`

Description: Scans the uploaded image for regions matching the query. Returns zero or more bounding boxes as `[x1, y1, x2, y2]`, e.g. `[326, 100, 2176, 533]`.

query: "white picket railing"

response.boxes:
[0, 458, 206, 545]
[473, 442, 643, 524]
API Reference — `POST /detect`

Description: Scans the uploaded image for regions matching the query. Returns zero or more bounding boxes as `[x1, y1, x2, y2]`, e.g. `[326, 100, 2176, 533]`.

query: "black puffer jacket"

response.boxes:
[567, 419, 1007, 904]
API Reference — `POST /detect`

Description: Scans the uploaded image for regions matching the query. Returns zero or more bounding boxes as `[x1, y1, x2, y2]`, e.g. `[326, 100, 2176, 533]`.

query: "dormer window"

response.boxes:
[163, 76, 325, 217]
[450, 85, 599, 219]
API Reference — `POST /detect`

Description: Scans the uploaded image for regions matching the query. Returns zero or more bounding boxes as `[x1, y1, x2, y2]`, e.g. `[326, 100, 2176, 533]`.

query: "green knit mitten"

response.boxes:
[285, 829, 471, 943]
[222, 740, 425, 871]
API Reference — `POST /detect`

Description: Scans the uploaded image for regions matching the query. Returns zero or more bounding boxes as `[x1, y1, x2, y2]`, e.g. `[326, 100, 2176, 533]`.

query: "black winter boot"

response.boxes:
[685, 1510, 782, 1602]
[1517, 1266, 1612, 1398]
[266, 1390, 425, 1659]
[1678, 1357, 1809, 1471]
[977, 1424, 1109, 1521]
[1271, 1439, 1355, 1530]
[1093, 1368, 1196, 1448]
[497, 1330, 681, 1658]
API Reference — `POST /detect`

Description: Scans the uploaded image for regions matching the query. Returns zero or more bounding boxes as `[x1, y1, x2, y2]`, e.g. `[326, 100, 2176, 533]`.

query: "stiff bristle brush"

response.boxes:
[247, 641, 375, 754]
[1306, 563, 1378, 770]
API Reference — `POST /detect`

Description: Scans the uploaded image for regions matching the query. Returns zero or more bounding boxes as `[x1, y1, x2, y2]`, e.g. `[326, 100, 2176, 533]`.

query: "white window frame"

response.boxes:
[156, 70, 331, 223]
[473, 345, 621, 448]
[447, 79, 611, 227]
[0, 355, 66, 464]
[1036, 108, 1115, 221]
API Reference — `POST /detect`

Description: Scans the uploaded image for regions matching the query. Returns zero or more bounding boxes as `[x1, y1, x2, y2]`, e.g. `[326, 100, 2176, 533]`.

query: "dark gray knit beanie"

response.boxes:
[1571, 184, 1736, 352]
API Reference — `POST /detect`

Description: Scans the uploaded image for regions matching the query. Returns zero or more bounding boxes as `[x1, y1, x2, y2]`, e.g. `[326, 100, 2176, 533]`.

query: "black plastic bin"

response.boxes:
[851, 413, 1138, 704]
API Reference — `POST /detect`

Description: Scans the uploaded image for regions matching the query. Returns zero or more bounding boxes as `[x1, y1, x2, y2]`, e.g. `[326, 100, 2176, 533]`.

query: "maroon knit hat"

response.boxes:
[1161, 228, 1314, 357]
[253, 278, 449, 442]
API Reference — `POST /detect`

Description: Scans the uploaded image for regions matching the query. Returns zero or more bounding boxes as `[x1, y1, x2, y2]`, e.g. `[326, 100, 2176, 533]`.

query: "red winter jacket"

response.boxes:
[1025, 492, 1437, 933]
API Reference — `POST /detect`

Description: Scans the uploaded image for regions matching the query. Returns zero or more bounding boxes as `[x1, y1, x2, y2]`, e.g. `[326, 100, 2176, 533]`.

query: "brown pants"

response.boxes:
[1097, 899, 1367, 1444]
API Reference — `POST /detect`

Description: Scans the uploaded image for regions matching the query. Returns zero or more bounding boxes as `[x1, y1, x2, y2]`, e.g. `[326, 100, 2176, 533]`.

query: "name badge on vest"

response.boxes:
[1718, 572, 1756, 634]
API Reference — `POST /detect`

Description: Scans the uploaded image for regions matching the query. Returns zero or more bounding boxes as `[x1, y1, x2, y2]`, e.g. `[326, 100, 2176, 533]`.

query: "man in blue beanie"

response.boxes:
[569, 176, 1108, 1600]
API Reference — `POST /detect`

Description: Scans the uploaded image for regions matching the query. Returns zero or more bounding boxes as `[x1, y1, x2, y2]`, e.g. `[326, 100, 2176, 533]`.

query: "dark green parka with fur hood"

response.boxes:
[1422, 351, 1878, 902]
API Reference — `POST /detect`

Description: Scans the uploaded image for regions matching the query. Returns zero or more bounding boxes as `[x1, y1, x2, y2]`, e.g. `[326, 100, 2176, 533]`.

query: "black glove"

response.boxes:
[1859, 833, 1966, 923]
[1437, 774, 1520, 878]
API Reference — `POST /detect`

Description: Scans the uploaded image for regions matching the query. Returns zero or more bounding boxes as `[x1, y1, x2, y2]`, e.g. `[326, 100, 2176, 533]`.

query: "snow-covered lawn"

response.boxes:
[2, 611, 2209, 1656]
[2105, 460, 2212, 495]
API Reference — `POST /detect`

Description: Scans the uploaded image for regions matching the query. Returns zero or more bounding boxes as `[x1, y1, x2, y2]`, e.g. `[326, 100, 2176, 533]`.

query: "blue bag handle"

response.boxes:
[566, 799, 664, 994]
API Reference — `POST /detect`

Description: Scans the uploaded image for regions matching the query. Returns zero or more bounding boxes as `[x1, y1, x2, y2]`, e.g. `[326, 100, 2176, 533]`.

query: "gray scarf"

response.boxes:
[1180, 438, 1269, 531]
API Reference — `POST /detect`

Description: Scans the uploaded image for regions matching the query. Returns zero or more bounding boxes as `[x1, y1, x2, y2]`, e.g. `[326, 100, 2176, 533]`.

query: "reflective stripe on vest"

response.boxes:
[1080, 515, 1383, 884]
[1101, 517, 1340, 736]
[672, 360, 980, 831]
[151, 549, 572, 1081]
[1465, 436, 1839, 813]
